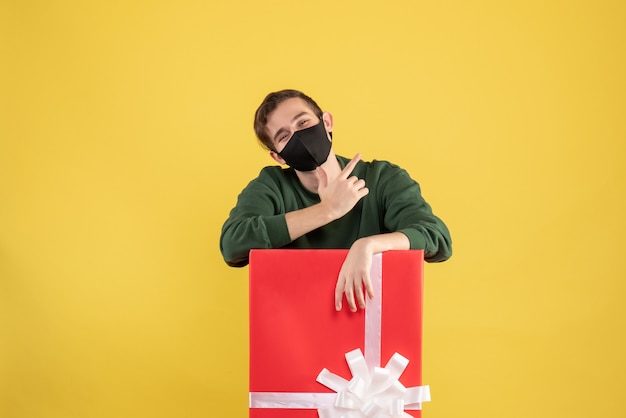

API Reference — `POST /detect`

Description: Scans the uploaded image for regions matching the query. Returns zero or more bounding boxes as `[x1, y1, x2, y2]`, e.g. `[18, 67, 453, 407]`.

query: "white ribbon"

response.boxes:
[316, 348, 430, 417]
[249, 253, 431, 416]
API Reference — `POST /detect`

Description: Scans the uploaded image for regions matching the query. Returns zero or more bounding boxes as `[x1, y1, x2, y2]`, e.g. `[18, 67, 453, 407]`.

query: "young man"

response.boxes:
[220, 89, 452, 312]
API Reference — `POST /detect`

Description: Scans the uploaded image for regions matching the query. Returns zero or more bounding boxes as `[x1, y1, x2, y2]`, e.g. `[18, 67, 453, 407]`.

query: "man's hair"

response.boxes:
[253, 89, 324, 151]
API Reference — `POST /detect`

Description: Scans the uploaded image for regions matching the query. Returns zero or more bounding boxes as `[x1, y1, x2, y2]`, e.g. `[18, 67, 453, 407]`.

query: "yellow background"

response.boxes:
[2, 1, 625, 417]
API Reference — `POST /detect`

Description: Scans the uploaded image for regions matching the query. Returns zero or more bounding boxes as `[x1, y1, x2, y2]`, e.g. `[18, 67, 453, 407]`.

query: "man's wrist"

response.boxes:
[351, 233, 411, 254]
[316, 201, 340, 223]
[351, 236, 376, 254]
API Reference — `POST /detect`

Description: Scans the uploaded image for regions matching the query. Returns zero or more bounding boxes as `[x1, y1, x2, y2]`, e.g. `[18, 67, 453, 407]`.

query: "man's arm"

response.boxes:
[334, 160, 452, 312]
[220, 154, 369, 267]
[381, 165, 452, 263]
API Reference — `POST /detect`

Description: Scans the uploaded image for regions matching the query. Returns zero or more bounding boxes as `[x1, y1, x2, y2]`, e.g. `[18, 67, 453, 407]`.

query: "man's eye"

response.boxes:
[298, 119, 309, 126]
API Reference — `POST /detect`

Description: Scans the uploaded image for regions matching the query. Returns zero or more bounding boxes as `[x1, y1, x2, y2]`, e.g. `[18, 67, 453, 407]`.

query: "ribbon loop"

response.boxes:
[346, 348, 371, 384]
[317, 368, 350, 393]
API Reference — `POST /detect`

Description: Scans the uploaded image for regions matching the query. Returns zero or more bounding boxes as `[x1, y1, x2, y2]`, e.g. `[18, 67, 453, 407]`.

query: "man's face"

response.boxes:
[265, 98, 326, 153]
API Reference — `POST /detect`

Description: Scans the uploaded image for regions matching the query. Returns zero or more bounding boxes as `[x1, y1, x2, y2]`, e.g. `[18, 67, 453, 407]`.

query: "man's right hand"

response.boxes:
[283, 154, 369, 242]
[316, 153, 369, 221]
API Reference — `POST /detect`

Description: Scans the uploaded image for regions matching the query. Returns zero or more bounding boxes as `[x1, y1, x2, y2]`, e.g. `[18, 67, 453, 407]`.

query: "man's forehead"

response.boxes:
[269, 98, 314, 120]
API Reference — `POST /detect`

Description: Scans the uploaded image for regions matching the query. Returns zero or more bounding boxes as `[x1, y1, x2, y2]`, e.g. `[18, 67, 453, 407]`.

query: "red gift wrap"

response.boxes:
[249, 249, 427, 417]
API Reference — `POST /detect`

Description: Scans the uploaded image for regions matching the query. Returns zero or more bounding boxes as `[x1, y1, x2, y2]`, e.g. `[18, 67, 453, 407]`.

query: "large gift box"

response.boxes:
[249, 249, 430, 417]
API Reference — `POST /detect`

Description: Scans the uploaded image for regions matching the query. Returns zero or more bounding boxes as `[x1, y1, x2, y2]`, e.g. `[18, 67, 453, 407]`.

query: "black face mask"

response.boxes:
[278, 120, 332, 171]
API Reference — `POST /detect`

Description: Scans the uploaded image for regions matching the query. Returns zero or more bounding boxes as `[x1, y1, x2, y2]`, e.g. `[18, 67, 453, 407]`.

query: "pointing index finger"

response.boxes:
[340, 153, 362, 179]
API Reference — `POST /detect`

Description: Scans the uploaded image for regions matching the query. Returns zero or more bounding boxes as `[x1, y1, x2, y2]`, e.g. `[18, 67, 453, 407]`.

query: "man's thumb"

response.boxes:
[316, 166, 328, 188]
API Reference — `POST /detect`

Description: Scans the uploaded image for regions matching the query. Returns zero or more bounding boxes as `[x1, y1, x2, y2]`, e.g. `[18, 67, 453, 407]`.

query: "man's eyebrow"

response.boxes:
[273, 111, 311, 142]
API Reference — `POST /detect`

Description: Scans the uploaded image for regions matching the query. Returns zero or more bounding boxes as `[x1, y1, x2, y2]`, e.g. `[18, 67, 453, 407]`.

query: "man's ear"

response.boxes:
[269, 150, 286, 165]
[322, 112, 334, 137]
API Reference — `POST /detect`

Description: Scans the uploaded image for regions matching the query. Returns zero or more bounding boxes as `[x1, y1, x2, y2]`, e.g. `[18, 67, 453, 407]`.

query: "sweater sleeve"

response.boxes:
[377, 162, 452, 262]
[219, 170, 292, 267]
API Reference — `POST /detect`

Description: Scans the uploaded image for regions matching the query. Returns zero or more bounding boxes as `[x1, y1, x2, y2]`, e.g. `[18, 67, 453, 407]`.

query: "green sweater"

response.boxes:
[220, 155, 452, 267]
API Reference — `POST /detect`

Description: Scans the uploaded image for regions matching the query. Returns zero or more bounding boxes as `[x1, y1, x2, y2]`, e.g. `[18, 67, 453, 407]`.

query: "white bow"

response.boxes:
[316, 348, 430, 418]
